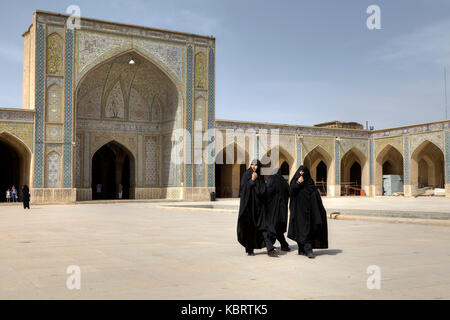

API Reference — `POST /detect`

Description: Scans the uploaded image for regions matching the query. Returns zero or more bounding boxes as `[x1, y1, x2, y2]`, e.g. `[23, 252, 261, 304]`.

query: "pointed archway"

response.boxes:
[303, 145, 333, 195]
[375, 144, 404, 195]
[340, 147, 368, 196]
[260, 145, 295, 182]
[0, 132, 31, 202]
[91, 141, 135, 200]
[410, 141, 445, 189]
[214, 143, 249, 198]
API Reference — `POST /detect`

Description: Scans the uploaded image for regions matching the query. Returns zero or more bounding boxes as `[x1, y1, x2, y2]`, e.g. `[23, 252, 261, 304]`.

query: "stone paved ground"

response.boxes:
[0, 200, 449, 299]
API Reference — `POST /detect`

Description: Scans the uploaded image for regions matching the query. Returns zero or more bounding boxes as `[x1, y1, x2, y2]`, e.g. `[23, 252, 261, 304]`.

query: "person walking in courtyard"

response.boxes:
[288, 165, 328, 259]
[266, 167, 291, 252]
[6, 189, 11, 202]
[11, 186, 18, 202]
[237, 159, 277, 257]
[22, 185, 30, 210]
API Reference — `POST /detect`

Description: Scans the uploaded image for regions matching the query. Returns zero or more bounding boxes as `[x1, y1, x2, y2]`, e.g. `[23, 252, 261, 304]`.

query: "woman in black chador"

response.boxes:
[266, 168, 291, 251]
[22, 185, 30, 210]
[288, 165, 328, 258]
[237, 159, 277, 257]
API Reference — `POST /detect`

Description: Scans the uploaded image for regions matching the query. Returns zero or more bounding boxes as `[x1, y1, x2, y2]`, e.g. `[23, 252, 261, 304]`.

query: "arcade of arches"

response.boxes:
[212, 137, 449, 199]
[0, 11, 449, 203]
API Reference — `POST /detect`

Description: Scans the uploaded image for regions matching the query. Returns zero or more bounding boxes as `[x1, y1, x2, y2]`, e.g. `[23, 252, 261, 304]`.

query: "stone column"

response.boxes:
[328, 138, 341, 197]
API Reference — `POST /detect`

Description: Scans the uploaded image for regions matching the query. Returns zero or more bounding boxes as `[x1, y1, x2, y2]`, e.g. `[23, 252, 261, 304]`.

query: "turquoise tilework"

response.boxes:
[63, 29, 74, 188]
[185, 45, 193, 187]
[33, 24, 45, 188]
[208, 48, 215, 187]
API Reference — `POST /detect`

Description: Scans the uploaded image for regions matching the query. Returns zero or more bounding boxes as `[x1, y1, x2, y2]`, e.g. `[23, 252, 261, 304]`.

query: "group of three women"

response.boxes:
[237, 159, 328, 258]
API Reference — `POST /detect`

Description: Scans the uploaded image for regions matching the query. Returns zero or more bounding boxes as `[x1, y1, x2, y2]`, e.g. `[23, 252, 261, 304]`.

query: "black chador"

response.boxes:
[237, 159, 277, 257]
[266, 168, 291, 251]
[22, 185, 30, 210]
[288, 165, 328, 258]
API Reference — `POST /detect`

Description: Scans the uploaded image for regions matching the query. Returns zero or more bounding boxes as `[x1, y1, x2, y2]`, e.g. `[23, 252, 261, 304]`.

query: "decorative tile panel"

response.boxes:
[0, 110, 34, 122]
[404, 136, 410, 184]
[409, 132, 444, 155]
[63, 28, 74, 188]
[47, 32, 62, 74]
[339, 139, 368, 160]
[46, 83, 63, 123]
[145, 136, 159, 186]
[0, 123, 34, 151]
[296, 138, 302, 169]
[207, 48, 215, 187]
[185, 45, 193, 187]
[445, 131, 450, 184]
[195, 52, 207, 89]
[34, 23, 45, 188]
[76, 31, 185, 85]
[46, 125, 63, 141]
[370, 139, 374, 185]
[335, 139, 340, 184]
[374, 136, 403, 157]
[301, 136, 334, 161]
[46, 151, 61, 188]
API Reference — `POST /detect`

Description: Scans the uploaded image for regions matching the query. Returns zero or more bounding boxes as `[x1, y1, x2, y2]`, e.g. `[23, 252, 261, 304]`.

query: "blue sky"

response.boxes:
[1, 0, 450, 129]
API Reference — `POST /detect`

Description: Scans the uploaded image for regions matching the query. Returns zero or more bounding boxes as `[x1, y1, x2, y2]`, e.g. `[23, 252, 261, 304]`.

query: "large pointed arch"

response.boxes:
[260, 145, 295, 179]
[410, 140, 445, 189]
[303, 145, 334, 195]
[0, 131, 31, 201]
[214, 142, 249, 198]
[375, 144, 404, 195]
[340, 146, 369, 195]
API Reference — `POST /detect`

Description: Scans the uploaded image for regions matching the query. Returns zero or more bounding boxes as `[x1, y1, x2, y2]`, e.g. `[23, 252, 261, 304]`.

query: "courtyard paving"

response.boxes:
[0, 199, 449, 299]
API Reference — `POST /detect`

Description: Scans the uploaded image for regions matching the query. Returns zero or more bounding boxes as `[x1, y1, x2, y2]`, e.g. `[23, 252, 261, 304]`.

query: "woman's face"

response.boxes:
[251, 163, 258, 172]
[299, 170, 304, 176]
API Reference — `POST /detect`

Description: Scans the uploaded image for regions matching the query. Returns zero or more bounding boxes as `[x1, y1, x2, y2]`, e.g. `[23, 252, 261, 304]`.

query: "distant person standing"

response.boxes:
[96, 184, 102, 199]
[6, 189, 11, 202]
[22, 185, 30, 210]
[11, 186, 18, 202]
[118, 183, 123, 199]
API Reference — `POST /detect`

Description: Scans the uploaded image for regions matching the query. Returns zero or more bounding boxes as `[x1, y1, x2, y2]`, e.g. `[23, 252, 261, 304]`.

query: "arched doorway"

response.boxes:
[350, 162, 362, 189]
[0, 132, 31, 202]
[341, 147, 368, 196]
[214, 143, 248, 198]
[91, 141, 135, 200]
[375, 144, 404, 195]
[410, 141, 445, 189]
[280, 161, 290, 181]
[303, 145, 333, 195]
[316, 161, 327, 195]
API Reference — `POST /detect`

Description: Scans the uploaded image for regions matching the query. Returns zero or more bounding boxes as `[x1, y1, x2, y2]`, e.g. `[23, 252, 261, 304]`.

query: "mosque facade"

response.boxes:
[0, 11, 449, 204]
